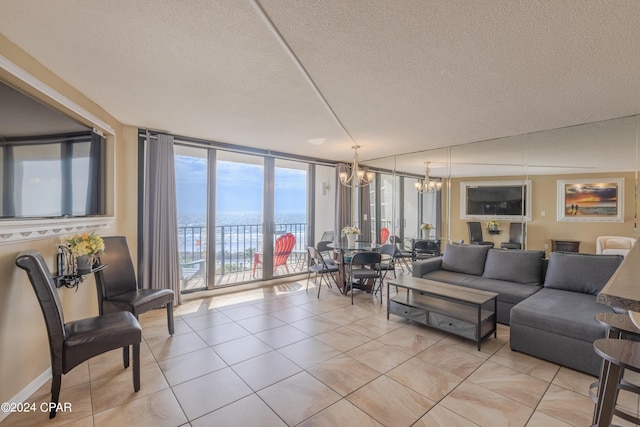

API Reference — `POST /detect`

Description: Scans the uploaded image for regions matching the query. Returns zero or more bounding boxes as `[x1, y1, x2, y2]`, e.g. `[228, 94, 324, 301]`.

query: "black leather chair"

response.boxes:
[467, 222, 494, 248]
[16, 250, 141, 418]
[94, 236, 175, 335]
[501, 222, 523, 249]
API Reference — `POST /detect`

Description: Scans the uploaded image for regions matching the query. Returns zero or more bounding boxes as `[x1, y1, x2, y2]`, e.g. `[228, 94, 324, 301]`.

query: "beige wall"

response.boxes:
[0, 35, 137, 404]
[446, 172, 636, 256]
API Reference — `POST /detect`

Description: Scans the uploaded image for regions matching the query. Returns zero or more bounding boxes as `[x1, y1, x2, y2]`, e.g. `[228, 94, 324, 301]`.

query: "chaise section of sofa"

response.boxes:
[509, 252, 623, 376]
[412, 244, 545, 325]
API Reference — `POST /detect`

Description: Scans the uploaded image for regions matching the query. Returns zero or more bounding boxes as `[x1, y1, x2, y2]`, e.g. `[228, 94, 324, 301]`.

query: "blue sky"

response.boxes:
[174, 156, 306, 216]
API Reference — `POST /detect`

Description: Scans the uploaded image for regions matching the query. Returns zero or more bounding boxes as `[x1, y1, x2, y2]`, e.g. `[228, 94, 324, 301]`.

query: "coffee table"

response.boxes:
[387, 276, 497, 350]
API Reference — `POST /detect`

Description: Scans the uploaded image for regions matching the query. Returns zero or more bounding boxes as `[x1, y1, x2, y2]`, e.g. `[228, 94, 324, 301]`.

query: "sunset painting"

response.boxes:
[558, 179, 624, 222]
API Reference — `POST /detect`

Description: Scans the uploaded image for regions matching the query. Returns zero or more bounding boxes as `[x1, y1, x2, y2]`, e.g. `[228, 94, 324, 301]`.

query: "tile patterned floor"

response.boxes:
[3, 274, 638, 426]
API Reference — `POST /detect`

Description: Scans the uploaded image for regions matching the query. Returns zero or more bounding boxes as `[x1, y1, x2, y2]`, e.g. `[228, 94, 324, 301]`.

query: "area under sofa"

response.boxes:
[412, 244, 623, 376]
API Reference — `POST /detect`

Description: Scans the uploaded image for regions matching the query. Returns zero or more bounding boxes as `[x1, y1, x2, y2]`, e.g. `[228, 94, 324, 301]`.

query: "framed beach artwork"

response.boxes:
[557, 179, 624, 222]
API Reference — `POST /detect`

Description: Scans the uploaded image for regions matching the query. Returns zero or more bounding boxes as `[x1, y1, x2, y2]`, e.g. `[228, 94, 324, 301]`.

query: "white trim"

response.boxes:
[0, 217, 114, 245]
[0, 368, 51, 423]
[0, 55, 114, 136]
[557, 178, 624, 222]
[460, 180, 532, 221]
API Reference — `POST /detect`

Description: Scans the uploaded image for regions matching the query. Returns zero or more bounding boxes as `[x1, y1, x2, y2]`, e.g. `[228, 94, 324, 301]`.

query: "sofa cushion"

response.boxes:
[441, 244, 491, 276]
[510, 288, 612, 342]
[543, 252, 623, 295]
[462, 276, 542, 305]
[421, 270, 471, 286]
[482, 249, 544, 285]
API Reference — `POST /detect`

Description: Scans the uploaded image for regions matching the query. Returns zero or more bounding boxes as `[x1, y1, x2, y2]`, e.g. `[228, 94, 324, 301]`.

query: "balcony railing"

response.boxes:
[178, 223, 307, 289]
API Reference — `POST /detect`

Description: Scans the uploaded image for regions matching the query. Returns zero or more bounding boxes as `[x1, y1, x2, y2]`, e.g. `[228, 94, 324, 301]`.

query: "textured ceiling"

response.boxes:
[1, 1, 639, 173]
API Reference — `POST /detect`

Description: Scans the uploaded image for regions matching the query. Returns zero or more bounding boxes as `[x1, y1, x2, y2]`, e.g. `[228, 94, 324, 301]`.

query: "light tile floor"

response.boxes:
[3, 275, 639, 426]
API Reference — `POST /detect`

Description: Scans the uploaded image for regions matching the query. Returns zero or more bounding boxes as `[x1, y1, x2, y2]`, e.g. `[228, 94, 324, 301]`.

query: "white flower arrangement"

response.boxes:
[420, 223, 434, 231]
[341, 226, 361, 236]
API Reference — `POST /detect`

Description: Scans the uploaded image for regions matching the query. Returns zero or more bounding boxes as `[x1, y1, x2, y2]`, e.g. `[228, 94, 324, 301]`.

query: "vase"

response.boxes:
[346, 233, 357, 248]
[76, 255, 93, 271]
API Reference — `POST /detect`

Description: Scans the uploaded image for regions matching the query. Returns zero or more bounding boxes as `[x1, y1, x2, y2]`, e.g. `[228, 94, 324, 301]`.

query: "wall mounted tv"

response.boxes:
[461, 180, 532, 220]
[0, 81, 105, 219]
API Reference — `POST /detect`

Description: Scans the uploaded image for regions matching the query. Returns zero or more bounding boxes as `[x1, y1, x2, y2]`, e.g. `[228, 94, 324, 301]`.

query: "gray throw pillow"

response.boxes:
[441, 243, 491, 276]
[544, 252, 623, 295]
[482, 249, 545, 285]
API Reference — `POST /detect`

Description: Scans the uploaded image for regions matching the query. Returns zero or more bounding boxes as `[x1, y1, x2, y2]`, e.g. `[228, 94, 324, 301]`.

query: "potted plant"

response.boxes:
[488, 219, 500, 231]
[420, 223, 434, 239]
[64, 232, 105, 271]
[341, 226, 361, 248]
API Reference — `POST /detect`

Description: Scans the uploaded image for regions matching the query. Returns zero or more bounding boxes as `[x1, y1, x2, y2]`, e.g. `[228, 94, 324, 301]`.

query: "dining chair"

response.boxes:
[347, 251, 382, 304]
[467, 222, 494, 247]
[306, 246, 339, 298]
[94, 236, 175, 335]
[253, 232, 296, 277]
[378, 244, 398, 281]
[500, 222, 524, 249]
[16, 250, 142, 419]
[413, 240, 441, 261]
[316, 240, 335, 265]
[390, 235, 413, 272]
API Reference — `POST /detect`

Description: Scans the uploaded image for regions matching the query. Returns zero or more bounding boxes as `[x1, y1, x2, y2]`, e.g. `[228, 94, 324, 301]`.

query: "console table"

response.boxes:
[387, 276, 497, 350]
[551, 239, 580, 252]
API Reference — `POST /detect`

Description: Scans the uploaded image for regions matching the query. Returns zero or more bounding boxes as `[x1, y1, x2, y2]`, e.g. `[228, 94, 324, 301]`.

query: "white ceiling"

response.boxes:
[1, 1, 640, 173]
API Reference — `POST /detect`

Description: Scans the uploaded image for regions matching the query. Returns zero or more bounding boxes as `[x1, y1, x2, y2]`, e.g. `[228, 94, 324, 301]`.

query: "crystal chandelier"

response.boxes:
[415, 161, 442, 193]
[339, 145, 374, 188]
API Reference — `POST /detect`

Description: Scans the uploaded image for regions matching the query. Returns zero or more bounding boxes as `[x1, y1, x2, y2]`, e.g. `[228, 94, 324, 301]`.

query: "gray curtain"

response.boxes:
[335, 163, 351, 244]
[85, 131, 104, 215]
[141, 133, 181, 305]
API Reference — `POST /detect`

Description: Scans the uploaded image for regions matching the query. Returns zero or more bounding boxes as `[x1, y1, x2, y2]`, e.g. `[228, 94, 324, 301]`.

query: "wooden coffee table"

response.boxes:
[387, 276, 497, 350]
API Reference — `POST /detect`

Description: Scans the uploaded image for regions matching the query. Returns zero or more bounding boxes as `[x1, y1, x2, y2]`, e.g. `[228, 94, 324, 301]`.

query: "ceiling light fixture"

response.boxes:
[339, 145, 374, 188]
[415, 161, 442, 193]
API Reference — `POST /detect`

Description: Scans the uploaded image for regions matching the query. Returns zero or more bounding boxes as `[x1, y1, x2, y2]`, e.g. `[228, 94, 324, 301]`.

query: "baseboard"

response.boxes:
[0, 368, 51, 423]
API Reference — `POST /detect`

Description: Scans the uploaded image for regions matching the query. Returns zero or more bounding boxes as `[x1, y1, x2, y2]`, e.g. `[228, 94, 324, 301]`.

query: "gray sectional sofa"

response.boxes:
[412, 244, 623, 376]
[412, 244, 546, 324]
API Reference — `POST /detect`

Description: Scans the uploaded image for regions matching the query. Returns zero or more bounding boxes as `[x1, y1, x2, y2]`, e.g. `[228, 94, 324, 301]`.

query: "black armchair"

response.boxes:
[16, 250, 141, 418]
[467, 222, 494, 248]
[94, 236, 175, 335]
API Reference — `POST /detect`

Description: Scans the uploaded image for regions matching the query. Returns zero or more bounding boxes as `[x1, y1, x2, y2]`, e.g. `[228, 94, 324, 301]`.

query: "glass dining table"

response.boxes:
[326, 241, 380, 294]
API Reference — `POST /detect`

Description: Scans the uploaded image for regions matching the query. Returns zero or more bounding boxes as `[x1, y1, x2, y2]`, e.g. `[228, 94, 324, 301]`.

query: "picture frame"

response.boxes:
[557, 178, 624, 222]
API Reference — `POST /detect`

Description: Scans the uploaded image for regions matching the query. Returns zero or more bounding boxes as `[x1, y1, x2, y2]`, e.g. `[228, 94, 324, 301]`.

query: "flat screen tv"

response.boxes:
[0, 81, 105, 218]
[461, 180, 531, 220]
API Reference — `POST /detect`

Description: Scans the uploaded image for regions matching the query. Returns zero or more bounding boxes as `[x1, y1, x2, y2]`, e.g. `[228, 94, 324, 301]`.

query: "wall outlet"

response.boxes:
[541, 210, 546, 217]
[544, 243, 549, 250]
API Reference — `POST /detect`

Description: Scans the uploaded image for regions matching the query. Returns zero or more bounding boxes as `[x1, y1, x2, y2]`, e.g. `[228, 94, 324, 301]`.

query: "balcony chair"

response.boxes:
[347, 251, 382, 304]
[379, 227, 390, 244]
[596, 236, 636, 257]
[16, 250, 141, 419]
[253, 232, 296, 277]
[94, 236, 175, 335]
[467, 221, 494, 248]
[500, 222, 524, 249]
[306, 246, 339, 298]
[413, 240, 441, 260]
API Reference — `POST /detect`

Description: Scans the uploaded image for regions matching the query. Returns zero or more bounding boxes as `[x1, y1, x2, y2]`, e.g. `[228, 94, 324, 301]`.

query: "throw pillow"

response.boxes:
[544, 252, 623, 295]
[482, 249, 544, 285]
[441, 243, 491, 276]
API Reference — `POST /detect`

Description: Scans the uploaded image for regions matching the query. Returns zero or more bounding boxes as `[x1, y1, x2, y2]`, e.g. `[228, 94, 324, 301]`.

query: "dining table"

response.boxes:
[326, 241, 380, 294]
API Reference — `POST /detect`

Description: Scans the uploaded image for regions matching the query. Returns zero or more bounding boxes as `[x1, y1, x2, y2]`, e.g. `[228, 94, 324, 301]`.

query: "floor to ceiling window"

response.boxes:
[173, 139, 327, 292]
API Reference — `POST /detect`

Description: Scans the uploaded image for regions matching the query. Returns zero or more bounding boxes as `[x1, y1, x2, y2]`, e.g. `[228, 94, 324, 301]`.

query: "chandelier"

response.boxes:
[339, 145, 374, 188]
[415, 161, 442, 193]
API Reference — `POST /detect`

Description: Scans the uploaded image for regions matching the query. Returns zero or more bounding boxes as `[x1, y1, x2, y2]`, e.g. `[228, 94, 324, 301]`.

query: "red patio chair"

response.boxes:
[253, 233, 297, 277]
[380, 227, 390, 244]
